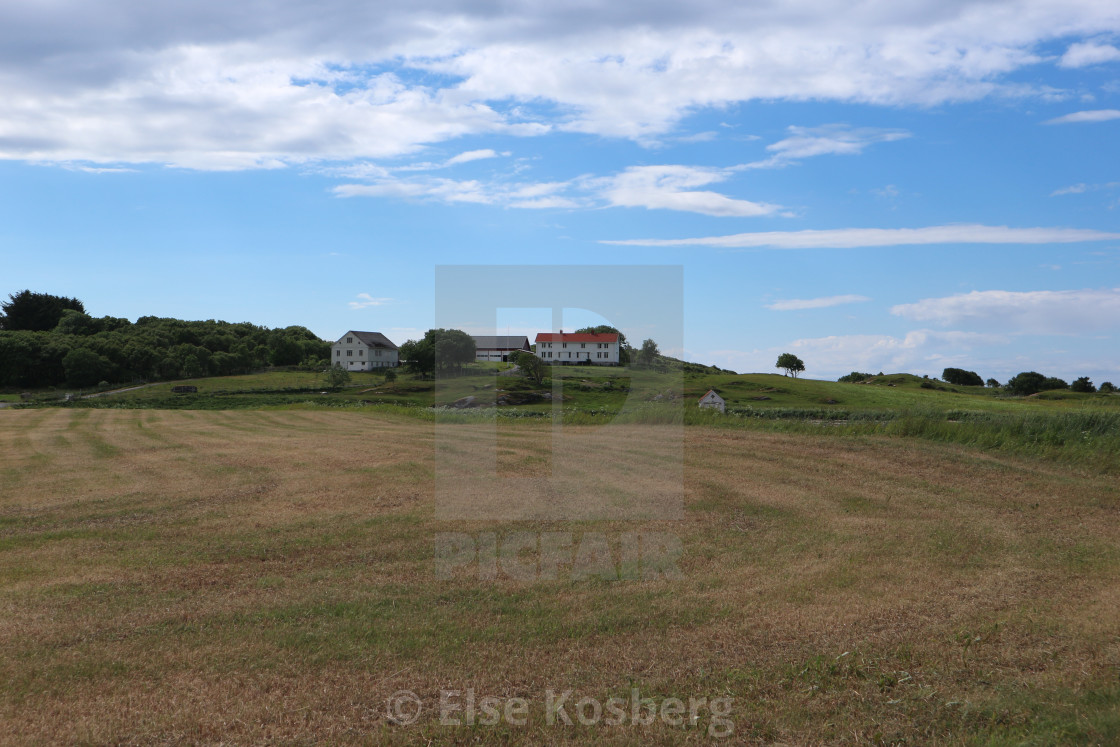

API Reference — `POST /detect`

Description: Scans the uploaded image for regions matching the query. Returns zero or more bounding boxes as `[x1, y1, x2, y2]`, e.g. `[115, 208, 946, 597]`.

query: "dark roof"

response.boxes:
[472, 335, 531, 350]
[341, 331, 398, 350]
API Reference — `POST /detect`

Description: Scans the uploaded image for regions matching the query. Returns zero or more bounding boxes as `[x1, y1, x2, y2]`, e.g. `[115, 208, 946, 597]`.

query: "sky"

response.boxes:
[1, 0, 1119, 383]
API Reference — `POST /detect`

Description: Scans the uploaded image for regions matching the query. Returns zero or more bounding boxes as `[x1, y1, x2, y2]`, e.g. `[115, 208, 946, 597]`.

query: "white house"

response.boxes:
[332, 331, 399, 370]
[698, 389, 725, 413]
[535, 331, 620, 365]
[472, 335, 531, 362]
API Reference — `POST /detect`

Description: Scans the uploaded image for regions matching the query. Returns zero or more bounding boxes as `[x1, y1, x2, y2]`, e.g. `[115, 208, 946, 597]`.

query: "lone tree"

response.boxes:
[1, 290, 86, 331]
[511, 350, 546, 386]
[1100, 381, 1116, 393]
[1006, 371, 1047, 396]
[942, 367, 984, 387]
[636, 338, 660, 368]
[776, 352, 805, 378]
[986, 378, 1001, 388]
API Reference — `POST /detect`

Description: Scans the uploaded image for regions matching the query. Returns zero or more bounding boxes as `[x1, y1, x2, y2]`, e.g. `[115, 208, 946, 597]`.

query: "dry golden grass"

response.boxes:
[1, 409, 1118, 745]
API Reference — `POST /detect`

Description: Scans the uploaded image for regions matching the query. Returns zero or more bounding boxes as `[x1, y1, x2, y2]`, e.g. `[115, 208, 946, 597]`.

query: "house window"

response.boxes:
[375, 349, 381, 356]
[581, 343, 586, 348]
[347, 350, 353, 357]
[358, 349, 363, 356]
[335, 350, 340, 357]
[346, 337, 353, 343]
[562, 343, 567, 348]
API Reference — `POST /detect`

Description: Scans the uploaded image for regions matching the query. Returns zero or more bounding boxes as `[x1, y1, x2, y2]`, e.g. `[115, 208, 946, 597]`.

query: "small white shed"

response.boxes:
[698, 389, 725, 413]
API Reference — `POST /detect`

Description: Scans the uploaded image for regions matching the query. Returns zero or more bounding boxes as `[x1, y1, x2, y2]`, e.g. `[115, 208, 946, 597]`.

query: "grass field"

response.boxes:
[2, 408, 1119, 743]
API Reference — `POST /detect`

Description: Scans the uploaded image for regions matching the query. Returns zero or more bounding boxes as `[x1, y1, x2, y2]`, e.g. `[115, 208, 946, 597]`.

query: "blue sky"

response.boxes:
[1, 1, 1119, 382]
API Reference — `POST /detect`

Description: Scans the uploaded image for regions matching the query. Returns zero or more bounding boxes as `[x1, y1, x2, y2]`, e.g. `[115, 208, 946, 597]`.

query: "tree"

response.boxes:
[986, 378, 1000, 388]
[399, 329, 475, 378]
[512, 350, 546, 385]
[1006, 371, 1047, 396]
[942, 367, 984, 387]
[1071, 376, 1096, 393]
[1, 290, 85, 331]
[62, 347, 108, 387]
[383, 368, 397, 383]
[1100, 381, 1116, 393]
[636, 338, 660, 368]
[55, 309, 99, 336]
[324, 365, 351, 389]
[575, 325, 630, 365]
[1041, 377, 1069, 391]
[434, 328, 476, 375]
[838, 371, 872, 383]
[776, 353, 805, 378]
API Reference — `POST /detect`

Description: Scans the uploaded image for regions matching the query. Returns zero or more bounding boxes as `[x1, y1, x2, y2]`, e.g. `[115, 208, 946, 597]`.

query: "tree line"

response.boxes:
[0, 290, 330, 388]
[836, 365, 1114, 395]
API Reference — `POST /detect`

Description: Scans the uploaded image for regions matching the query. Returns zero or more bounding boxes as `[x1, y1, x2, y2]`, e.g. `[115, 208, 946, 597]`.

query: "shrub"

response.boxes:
[838, 371, 872, 383]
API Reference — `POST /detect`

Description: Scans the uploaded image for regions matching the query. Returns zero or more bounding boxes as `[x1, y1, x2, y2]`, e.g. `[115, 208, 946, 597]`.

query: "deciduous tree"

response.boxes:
[776, 352, 805, 378]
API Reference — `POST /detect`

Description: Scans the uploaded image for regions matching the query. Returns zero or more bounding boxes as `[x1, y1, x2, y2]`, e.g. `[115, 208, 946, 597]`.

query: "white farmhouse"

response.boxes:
[698, 389, 726, 413]
[331, 331, 399, 370]
[472, 335, 531, 362]
[535, 331, 620, 365]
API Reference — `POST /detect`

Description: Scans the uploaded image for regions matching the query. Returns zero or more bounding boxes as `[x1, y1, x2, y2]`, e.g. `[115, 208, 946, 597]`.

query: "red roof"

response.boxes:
[535, 332, 619, 343]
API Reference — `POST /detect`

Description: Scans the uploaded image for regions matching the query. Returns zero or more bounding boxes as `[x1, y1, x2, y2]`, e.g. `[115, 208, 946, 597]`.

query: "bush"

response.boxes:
[838, 371, 872, 383]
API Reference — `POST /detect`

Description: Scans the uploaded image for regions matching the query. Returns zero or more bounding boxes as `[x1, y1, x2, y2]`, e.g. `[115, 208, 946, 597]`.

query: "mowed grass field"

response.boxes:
[1, 408, 1119, 744]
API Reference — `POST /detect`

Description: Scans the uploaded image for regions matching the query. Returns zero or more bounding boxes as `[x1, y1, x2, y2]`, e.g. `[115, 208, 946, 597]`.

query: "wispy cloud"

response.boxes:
[890, 288, 1120, 334]
[766, 294, 871, 311]
[1059, 41, 1120, 68]
[348, 293, 394, 309]
[1044, 109, 1120, 124]
[604, 224, 1120, 248]
[333, 162, 780, 216]
[1051, 181, 1119, 196]
[744, 125, 910, 169]
[599, 165, 780, 217]
[445, 149, 506, 166]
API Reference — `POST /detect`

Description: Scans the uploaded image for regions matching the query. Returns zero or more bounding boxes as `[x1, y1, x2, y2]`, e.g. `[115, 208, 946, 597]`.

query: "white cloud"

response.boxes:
[766, 294, 871, 311]
[745, 125, 910, 169]
[335, 178, 494, 204]
[890, 288, 1120, 334]
[445, 149, 504, 165]
[0, 2, 1116, 168]
[604, 224, 1120, 248]
[348, 293, 394, 309]
[600, 165, 780, 217]
[1044, 109, 1120, 124]
[1059, 41, 1120, 68]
